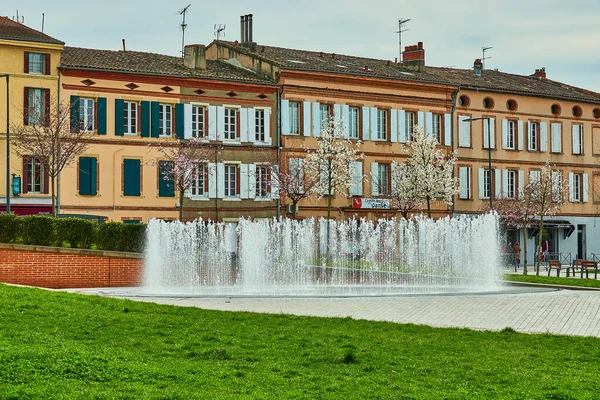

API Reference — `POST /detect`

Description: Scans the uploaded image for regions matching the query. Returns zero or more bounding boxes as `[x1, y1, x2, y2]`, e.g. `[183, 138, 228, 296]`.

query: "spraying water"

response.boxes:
[143, 213, 501, 296]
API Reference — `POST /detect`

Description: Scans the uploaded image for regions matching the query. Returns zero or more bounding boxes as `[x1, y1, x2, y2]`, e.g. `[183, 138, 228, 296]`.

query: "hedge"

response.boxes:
[21, 215, 55, 246]
[55, 218, 97, 249]
[0, 214, 20, 243]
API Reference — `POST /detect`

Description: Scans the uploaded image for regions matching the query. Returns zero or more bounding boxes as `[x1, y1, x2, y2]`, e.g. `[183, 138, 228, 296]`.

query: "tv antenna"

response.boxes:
[12, 10, 24, 23]
[214, 24, 226, 40]
[482, 46, 492, 70]
[396, 18, 410, 63]
[179, 4, 191, 58]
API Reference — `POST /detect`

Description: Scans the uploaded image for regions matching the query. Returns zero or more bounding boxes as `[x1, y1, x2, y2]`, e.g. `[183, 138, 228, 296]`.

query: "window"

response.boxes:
[255, 109, 265, 142]
[224, 108, 237, 140]
[483, 169, 493, 199]
[159, 104, 172, 137]
[433, 114, 443, 143]
[572, 173, 582, 202]
[506, 99, 518, 111]
[483, 118, 495, 149]
[483, 97, 495, 109]
[27, 88, 46, 126]
[190, 163, 207, 197]
[376, 109, 387, 140]
[290, 102, 300, 134]
[224, 164, 238, 197]
[191, 105, 205, 138]
[348, 107, 359, 139]
[551, 104, 562, 116]
[572, 124, 583, 155]
[123, 159, 141, 197]
[79, 98, 95, 133]
[256, 166, 270, 198]
[572, 106, 583, 118]
[123, 101, 137, 135]
[593, 174, 600, 204]
[506, 170, 517, 199]
[320, 104, 331, 130]
[405, 111, 416, 141]
[27, 157, 44, 193]
[506, 120, 516, 150]
[288, 158, 304, 194]
[78, 156, 97, 196]
[459, 166, 471, 199]
[377, 163, 390, 196]
[528, 122, 539, 151]
[28, 52, 45, 74]
[552, 171, 563, 203]
[458, 95, 470, 107]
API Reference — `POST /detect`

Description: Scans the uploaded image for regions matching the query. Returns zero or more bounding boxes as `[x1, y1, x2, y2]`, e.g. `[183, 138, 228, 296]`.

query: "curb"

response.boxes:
[503, 281, 600, 292]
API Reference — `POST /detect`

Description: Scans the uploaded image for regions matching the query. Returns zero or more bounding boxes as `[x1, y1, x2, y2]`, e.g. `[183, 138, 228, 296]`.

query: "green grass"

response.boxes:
[505, 273, 600, 289]
[1, 285, 600, 399]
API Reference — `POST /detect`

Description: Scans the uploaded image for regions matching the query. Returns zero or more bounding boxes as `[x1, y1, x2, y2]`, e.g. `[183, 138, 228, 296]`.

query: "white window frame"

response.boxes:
[123, 101, 137, 135]
[573, 173, 582, 202]
[377, 163, 390, 196]
[255, 109, 266, 142]
[191, 105, 205, 138]
[406, 111, 415, 141]
[28, 88, 44, 126]
[433, 113, 442, 143]
[224, 164, 238, 198]
[348, 106, 359, 139]
[28, 52, 44, 74]
[290, 102, 300, 135]
[159, 104, 172, 137]
[529, 121, 539, 151]
[79, 98, 95, 133]
[483, 169, 492, 199]
[190, 163, 208, 197]
[319, 104, 330, 131]
[507, 170, 517, 199]
[507, 120, 516, 150]
[255, 165, 270, 198]
[377, 109, 387, 140]
[28, 157, 43, 193]
[224, 108, 237, 140]
[459, 166, 471, 199]
[572, 124, 583, 155]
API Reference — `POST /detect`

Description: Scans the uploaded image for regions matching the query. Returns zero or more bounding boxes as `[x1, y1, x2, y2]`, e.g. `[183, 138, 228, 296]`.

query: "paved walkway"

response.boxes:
[68, 286, 600, 338]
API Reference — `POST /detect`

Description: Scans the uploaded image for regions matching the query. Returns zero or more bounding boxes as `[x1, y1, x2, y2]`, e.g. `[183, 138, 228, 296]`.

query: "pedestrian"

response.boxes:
[513, 242, 521, 271]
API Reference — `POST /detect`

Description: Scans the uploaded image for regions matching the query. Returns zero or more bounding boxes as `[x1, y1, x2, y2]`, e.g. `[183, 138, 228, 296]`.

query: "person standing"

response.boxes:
[513, 242, 522, 272]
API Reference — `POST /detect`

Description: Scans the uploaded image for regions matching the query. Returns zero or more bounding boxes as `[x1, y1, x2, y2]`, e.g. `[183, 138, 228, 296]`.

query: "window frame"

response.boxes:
[224, 107, 238, 140]
[405, 111, 416, 141]
[572, 173, 582, 202]
[289, 101, 300, 135]
[433, 113, 443, 144]
[255, 108, 266, 142]
[528, 121, 539, 151]
[123, 101, 138, 135]
[348, 106, 360, 139]
[190, 162, 208, 197]
[159, 103, 172, 137]
[377, 163, 391, 196]
[507, 170, 517, 200]
[572, 124, 583, 155]
[224, 164, 238, 198]
[191, 105, 206, 138]
[506, 120, 516, 150]
[482, 168, 494, 200]
[376, 109, 388, 140]
[27, 157, 44, 193]
[255, 165, 270, 198]
[79, 97, 95, 133]
[28, 52, 45, 74]
[28, 88, 45, 126]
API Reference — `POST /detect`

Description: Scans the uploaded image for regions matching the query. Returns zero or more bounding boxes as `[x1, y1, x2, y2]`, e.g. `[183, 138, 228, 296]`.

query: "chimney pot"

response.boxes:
[418, 41, 423, 49]
[395, 57, 398, 63]
[122, 39, 126, 51]
[401, 42, 425, 71]
[532, 67, 547, 79]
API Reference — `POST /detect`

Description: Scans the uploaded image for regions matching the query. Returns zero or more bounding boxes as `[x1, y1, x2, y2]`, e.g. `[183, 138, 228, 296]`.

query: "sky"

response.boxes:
[7, 0, 600, 92]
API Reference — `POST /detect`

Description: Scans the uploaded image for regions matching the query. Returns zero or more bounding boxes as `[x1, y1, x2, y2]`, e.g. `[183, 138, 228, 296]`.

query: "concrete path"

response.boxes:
[67, 285, 600, 338]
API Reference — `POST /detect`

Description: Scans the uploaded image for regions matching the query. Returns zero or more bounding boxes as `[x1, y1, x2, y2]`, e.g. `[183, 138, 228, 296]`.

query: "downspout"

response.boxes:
[56, 67, 61, 215]
[276, 86, 281, 220]
[450, 86, 460, 217]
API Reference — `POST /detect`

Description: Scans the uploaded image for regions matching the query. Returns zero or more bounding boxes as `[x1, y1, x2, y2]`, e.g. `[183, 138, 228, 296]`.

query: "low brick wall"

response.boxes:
[0, 244, 143, 289]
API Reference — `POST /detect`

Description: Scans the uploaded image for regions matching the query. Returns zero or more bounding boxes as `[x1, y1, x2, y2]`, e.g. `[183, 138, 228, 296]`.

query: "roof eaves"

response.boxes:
[0, 34, 64, 45]
[459, 84, 600, 106]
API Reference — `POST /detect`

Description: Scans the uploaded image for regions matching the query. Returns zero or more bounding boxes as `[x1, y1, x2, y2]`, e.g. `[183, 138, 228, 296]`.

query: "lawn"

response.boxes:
[1, 284, 599, 399]
[505, 273, 600, 289]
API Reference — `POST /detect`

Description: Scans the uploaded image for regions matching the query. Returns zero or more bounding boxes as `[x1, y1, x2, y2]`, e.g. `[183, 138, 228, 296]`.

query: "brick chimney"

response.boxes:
[473, 58, 483, 78]
[532, 67, 547, 79]
[402, 42, 425, 71]
[184, 44, 206, 71]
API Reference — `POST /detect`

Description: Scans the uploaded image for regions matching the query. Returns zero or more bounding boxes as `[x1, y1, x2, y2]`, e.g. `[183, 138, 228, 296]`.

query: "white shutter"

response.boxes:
[208, 105, 217, 141]
[248, 164, 256, 199]
[398, 110, 407, 143]
[572, 125, 581, 154]
[458, 116, 471, 147]
[390, 109, 398, 142]
[281, 100, 290, 135]
[552, 171, 561, 202]
[444, 113, 451, 146]
[495, 169, 501, 199]
[362, 106, 370, 140]
[216, 106, 225, 141]
[303, 101, 311, 136]
[370, 162, 379, 196]
[551, 123, 561, 153]
[370, 107, 378, 139]
[483, 121, 489, 149]
[527, 121, 533, 151]
[208, 162, 217, 199]
[489, 118, 495, 149]
[502, 119, 508, 149]
[502, 169, 509, 198]
[540, 122, 548, 152]
[183, 104, 193, 139]
[333, 104, 341, 126]
[350, 161, 363, 196]
[518, 170, 525, 197]
[240, 163, 249, 199]
[517, 120, 524, 150]
[240, 108, 249, 142]
[271, 165, 279, 198]
[342, 105, 350, 138]
[425, 112, 433, 138]
[529, 170, 540, 185]
[568, 172, 575, 202]
[247, 108, 256, 143]
[478, 168, 485, 199]
[391, 163, 398, 194]
[459, 167, 469, 199]
[312, 102, 321, 137]
[583, 173, 589, 203]
[483, 119, 494, 149]
[417, 111, 425, 131]
[264, 108, 272, 145]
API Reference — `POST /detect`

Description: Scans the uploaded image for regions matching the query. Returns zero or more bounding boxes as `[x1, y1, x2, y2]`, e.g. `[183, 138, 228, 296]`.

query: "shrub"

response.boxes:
[0, 214, 20, 243]
[55, 218, 97, 249]
[119, 223, 146, 253]
[97, 222, 122, 251]
[21, 215, 55, 246]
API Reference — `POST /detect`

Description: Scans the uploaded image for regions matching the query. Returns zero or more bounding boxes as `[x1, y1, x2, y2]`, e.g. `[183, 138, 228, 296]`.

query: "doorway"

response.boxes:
[577, 224, 586, 260]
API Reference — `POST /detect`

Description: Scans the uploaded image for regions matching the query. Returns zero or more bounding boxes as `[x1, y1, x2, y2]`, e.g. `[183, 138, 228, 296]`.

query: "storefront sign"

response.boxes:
[12, 176, 21, 196]
[351, 198, 390, 209]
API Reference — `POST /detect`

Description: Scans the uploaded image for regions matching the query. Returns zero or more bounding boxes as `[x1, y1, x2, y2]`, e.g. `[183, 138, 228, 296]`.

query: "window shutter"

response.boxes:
[568, 172, 575, 202]
[350, 161, 362, 196]
[90, 157, 98, 195]
[208, 106, 217, 140]
[458, 116, 471, 147]
[398, 110, 407, 143]
[114, 99, 124, 136]
[264, 108, 272, 145]
[43, 89, 50, 127]
[23, 87, 29, 125]
[124, 159, 141, 196]
[478, 168, 485, 199]
[158, 161, 175, 197]
[362, 106, 370, 141]
[527, 121, 533, 151]
[518, 170, 525, 198]
[271, 165, 279, 198]
[495, 169, 501, 199]
[79, 157, 91, 195]
[540, 122, 548, 152]
[333, 104, 341, 126]
[417, 111, 425, 131]
[529, 170, 540, 185]
[137, 101, 149, 137]
[183, 104, 193, 139]
[312, 102, 321, 137]
[247, 164, 256, 199]
[572, 125, 580, 154]
[281, 100, 290, 135]
[44, 54, 51, 75]
[208, 162, 217, 198]
[502, 170, 509, 198]
[370, 107, 377, 139]
[24, 51, 29, 73]
[517, 120, 524, 150]
[247, 108, 256, 142]
[240, 108, 249, 142]
[342, 105, 350, 138]
[216, 163, 225, 198]
[459, 167, 468, 199]
[502, 119, 508, 149]
[444, 113, 451, 147]
[302, 101, 311, 136]
[97, 98, 107, 135]
[175, 103, 185, 139]
[551, 123, 561, 153]
[370, 162, 379, 196]
[552, 171, 561, 202]
[150, 101, 160, 138]
[216, 106, 225, 141]
[390, 109, 398, 142]
[22, 157, 29, 194]
[425, 112, 433, 138]
[240, 164, 249, 199]
[583, 173, 589, 203]
[69, 95, 80, 133]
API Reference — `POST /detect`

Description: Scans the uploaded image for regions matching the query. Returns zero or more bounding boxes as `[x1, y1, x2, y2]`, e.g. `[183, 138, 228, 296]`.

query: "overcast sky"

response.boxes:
[10, 0, 600, 93]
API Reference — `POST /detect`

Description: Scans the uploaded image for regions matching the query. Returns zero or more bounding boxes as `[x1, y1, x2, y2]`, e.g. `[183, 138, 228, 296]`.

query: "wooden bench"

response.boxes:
[572, 259, 599, 279]
[547, 259, 574, 277]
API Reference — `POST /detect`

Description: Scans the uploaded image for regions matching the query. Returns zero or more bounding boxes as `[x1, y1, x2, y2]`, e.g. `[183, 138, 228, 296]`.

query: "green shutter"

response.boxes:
[141, 101, 150, 137]
[175, 103, 185, 139]
[124, 159, 141, 196]
[158, 161, 175, 197]
[97, 98, 107, 135]
[79, 157, 91, 195]
[70, 95, 80, 132]
[151, 101, 160, 138]
[90, 157, 97, 195]
[114, 99, 124, 136]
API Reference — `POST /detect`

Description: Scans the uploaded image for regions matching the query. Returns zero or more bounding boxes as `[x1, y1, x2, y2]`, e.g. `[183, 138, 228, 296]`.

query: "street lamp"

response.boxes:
[0, 74, 9, 214]
[463, 117, 493, 209]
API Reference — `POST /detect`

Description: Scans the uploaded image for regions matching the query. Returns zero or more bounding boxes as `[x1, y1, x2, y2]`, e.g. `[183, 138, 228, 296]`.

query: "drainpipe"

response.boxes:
[113, 148, 124, 210]
[450, 86, 460, 217]
[56, 67, 61, 215]
[276, 87, 281, 220]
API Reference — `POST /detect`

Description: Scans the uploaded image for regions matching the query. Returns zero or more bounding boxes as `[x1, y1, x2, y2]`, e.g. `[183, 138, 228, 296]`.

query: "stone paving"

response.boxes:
[69, 285, 600, 338]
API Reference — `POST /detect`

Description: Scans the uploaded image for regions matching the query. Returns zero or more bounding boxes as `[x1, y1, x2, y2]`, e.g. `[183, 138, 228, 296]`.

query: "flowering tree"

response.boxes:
[11, 96, 90, 216]
[400, 126, 458, 218]
[275, 156, 320, 219]
[388, 160, 424, 219]
[153, 138, 221, 221]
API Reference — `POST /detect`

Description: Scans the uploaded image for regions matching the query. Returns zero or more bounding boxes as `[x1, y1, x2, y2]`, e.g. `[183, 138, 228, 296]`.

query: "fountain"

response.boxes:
[143, 213, 502, 296]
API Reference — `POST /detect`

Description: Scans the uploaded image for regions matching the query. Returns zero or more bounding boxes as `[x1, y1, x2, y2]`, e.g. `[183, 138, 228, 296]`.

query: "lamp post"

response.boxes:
[463, 117, 493, 209]
[1, 74, 9, 213]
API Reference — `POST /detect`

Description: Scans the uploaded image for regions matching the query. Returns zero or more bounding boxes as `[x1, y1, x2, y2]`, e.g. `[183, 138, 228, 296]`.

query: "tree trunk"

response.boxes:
[536, 218, 544, 276]
[402, 211, 408, 220]
[51, 175, 56, 217]
[426, 196, 431, 218]
[179, 186, 185, 221]
[326, 161, 332, 262]
[522, 226, 528, 275]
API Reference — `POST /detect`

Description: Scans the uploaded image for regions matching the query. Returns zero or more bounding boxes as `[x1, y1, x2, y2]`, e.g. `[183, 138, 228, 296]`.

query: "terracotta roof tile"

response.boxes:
[0, 16, 63, 45]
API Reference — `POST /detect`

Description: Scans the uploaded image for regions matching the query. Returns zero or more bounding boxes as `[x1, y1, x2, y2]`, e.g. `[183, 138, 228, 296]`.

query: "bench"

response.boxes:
[572, 259, 599, 279]
[547, 259, 575, 277]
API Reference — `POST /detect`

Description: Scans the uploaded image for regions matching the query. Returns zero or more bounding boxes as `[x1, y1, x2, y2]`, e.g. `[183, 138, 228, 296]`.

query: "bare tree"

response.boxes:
[275, 155, 320, 219]
[11, 95, 90, 216]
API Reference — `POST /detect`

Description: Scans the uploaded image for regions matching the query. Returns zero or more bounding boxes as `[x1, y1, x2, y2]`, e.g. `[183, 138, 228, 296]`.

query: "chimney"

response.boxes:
[122, 39, 126, 51]
[240, 14, 257, 50]
[402, 42, 425, 71]
[240, 15, 245, 43]
[184, 44, 206, 71]
[248, 14, 253, 42]
[473, 58, 483, 78]
[532, 67, 547, 79]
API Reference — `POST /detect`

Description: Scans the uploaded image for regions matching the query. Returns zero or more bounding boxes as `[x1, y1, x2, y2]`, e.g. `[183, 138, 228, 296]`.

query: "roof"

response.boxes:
[216, 41, 600, 105]
[60, 46, 273, 84]
[0, 16, 63, 45]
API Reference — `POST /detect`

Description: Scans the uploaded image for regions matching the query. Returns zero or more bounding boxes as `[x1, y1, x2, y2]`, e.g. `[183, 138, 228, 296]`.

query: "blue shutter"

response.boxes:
[90, 157, 97, 195]
[70, 95, 80, 132]
[97, 98, 107, 135]
[158, 160, 175, 197]
[141, 101, 150, 137]
[124, 159, 141, 196]
[114, 99, 124, 136]
[78, 157, 91, 195]
[151, 101, 160, 138]
[281, 99, 290, 135]
[175, 103, 185, 139]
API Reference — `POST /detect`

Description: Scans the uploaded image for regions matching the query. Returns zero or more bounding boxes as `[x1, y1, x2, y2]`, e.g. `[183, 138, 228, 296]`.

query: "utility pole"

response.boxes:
[396, 18, 411, 63]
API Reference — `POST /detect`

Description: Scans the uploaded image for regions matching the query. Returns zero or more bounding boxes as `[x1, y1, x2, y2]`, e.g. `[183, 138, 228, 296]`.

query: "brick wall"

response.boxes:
[0, 244, 143, 289]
